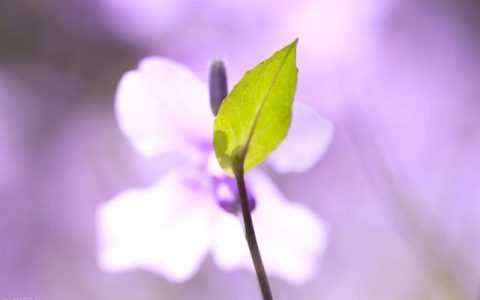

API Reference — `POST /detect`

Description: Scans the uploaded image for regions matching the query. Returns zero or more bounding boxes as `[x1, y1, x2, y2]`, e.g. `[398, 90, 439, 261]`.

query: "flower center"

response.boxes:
[213, 175, 256, 215]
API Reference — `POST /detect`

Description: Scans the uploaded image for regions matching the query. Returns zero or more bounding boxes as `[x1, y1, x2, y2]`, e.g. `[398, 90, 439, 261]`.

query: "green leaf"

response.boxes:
[213, 39, 299, 176]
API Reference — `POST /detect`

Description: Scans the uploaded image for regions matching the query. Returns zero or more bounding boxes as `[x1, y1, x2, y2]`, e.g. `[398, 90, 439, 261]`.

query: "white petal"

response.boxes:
[115, 57, 213, 158]
[211, 211, 249, 271]
[96, 168, 215, 282]
[211, 170, 328, 284]
[268, 102, 334, 173]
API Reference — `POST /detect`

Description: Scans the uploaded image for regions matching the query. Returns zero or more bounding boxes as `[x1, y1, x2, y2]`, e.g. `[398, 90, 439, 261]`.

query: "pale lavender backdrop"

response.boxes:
[0, 0, 479, 299]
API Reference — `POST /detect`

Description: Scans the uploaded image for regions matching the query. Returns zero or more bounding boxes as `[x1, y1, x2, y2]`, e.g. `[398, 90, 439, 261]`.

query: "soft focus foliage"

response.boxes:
[1, 0, 480, 299]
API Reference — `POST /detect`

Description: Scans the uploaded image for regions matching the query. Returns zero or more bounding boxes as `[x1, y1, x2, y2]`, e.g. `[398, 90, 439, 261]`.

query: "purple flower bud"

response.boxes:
[213, 175, 256, 215]
[209, 60, 228, 116]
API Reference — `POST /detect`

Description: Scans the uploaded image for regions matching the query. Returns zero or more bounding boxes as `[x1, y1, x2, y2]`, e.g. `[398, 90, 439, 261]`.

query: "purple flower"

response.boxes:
[96, 57, 334, 284]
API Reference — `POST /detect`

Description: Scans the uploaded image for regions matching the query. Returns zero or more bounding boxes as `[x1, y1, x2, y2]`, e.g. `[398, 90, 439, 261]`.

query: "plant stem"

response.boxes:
[234, 165, 273, 300]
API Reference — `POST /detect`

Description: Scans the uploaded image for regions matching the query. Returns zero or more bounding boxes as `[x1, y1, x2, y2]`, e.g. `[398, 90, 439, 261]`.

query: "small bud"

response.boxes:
[209, 60, 228, 116]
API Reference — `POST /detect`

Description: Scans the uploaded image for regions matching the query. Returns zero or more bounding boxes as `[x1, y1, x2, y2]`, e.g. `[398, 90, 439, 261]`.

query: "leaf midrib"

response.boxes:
[239, 43, 296, 162]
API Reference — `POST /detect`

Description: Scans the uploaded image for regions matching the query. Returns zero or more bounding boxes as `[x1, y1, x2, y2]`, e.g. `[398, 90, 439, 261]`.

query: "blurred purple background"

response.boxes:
[1, 0, 480, 299]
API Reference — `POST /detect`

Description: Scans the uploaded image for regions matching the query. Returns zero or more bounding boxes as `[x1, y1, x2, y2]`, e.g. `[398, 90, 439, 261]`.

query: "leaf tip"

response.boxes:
[289, 38, 299, 50]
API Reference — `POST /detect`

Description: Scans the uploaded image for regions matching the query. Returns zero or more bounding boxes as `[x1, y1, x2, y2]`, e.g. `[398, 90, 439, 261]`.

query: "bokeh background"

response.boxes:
[1, 0, 480, 299]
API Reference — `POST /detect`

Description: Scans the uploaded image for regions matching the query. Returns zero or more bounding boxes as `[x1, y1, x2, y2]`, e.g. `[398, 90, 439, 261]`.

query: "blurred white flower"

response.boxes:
[96, 57, 334, 284]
